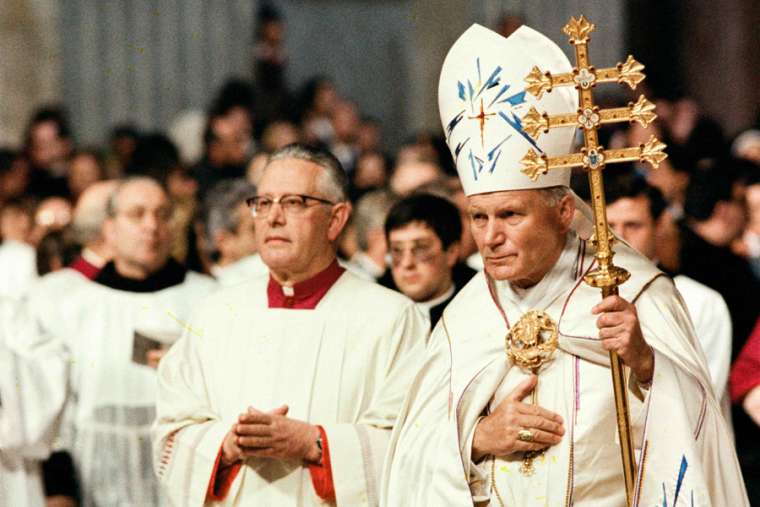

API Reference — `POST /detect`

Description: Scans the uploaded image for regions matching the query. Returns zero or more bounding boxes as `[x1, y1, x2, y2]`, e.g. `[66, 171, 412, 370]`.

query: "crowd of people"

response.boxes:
[0, 9, 758, 507]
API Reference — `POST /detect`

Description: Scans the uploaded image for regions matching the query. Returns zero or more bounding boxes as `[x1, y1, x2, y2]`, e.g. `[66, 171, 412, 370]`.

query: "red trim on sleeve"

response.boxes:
[206, 444, 242, 502]
[307, 425, 336, 501]
[730, 317, 760, 402]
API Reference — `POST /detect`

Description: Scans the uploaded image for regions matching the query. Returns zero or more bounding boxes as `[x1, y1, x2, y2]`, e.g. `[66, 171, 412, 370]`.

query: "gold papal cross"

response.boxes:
[518, 16, 668, 507]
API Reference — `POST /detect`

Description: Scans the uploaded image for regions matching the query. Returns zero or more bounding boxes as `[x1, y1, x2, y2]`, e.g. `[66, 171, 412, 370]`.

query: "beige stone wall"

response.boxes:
[0, 0, 61, 148]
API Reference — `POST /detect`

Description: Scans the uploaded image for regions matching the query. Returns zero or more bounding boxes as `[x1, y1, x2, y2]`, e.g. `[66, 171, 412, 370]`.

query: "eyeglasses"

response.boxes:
[389, 241, 441, 266]
[246, 194, 335, 218]
[116, 206, 173, 223]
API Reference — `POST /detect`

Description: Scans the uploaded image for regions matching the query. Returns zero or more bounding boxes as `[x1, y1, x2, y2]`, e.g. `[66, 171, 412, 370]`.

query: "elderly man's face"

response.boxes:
[468, 189, 573, 287]
[254, 158, 347, 280]
[106, 180, 173, 277]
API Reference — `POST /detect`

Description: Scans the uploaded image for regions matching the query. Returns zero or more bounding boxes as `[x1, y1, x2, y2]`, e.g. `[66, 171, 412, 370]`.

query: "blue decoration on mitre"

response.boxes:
[439, 24, 578, 196]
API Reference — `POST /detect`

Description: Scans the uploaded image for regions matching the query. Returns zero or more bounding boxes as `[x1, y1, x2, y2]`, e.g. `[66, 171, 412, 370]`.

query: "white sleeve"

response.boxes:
[692, 292, 732, 399]
[0, 299, 68, 460]
[151, 305, 230, 507]
[325, 302, 429, 507]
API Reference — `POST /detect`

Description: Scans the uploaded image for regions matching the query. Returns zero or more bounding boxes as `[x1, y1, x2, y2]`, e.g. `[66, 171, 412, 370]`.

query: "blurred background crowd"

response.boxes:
[0, 1, 759, 506]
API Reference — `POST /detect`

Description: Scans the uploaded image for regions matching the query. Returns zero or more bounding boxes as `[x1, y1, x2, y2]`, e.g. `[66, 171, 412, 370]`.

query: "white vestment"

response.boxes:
[673, 274, 733, 427]
[0, 297, 67, 507]
[382, 233, 748, 506]
[152, 271, 428, 506]
[26, 269, 216, 507]
[211, 254, 268, 287]
[0, 240, 38, 301]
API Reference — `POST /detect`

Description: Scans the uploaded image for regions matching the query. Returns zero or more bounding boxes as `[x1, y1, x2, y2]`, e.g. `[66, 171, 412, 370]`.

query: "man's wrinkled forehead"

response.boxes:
[259, 157, 322, 194]
[467, 188, 540, 212]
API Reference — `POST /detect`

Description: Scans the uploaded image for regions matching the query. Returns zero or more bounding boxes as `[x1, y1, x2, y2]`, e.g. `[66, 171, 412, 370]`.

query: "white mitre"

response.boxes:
[439, 24, 578, 196]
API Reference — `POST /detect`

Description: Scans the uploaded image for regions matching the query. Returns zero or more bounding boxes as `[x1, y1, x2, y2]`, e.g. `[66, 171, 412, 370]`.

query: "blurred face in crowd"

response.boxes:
[261, 19, 284, 45]
[353, 152, 387, 189]
[33, 196, 72, 233]
[262, 121, 301, 152]
[389, 222, 457, 302]
[254, 157, 350, 284]
[607, 195, 657, 260]
[0, 157, 29, 200]
[0, 205, 33, 243]
[747, 184, 760, 231]
[332, 101, 360, 143]
[313, 82, 338, 116]
[357, 121, 381, 153]
[711, 199, 746, 246]
[68, 152, 103, 199]
[29, 121, 71, 169]
[212, 108, 252, 166]
[468, 189, 574, 287]
[217, 202, 258, 266]
[389, 161, 441, 196]
[104, 179, 173, 279]
[645, 160, 689, 204]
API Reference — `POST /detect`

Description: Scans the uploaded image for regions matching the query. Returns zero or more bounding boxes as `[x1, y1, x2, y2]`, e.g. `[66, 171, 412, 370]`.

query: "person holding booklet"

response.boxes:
[27, 176, 215, 506]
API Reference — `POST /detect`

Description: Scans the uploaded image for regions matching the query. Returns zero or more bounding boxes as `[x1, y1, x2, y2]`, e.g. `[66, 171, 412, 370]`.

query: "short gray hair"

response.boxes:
[203, 178, 256, 255]
[268, 143, 349, 203]
[538, 186, 571, 207]
[353, 189, 397, 251]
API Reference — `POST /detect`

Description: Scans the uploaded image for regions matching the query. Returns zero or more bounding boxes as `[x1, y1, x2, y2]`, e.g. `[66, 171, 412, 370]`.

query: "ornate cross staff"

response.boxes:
[518, 16, 667, 507]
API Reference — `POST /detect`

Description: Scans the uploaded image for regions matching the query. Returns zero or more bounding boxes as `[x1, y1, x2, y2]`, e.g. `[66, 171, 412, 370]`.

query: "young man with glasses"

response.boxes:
[153, 144, 427, 506]
[382, 193, 475, 328]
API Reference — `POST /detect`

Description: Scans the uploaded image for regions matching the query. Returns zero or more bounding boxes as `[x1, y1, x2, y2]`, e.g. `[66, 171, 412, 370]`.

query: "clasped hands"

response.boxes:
[221, 405, 321, 467]
[472, 295, 653, 461]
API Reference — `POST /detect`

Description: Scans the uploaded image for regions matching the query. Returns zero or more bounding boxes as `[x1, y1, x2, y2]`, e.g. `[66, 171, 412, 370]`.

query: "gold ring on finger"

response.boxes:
[517, 429, 534, 442]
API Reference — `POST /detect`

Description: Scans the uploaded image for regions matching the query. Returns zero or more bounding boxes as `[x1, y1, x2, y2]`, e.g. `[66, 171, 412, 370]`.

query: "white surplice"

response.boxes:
[381, 233, 748, 506]
[673, 274, 733, 427]
[0, 240, 38, 301]
[210, 254, 268, 287]
[0, 297, 67, 507]
[26, 268, 216, 507]
[152, 271, 428, 507]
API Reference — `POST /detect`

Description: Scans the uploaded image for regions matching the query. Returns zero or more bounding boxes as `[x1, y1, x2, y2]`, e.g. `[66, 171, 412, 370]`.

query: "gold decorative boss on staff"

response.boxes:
[518, 15, 667, 507]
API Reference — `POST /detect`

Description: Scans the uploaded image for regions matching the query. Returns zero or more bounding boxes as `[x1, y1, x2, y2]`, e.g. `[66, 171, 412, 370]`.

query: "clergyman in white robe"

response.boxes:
[152, 264, 428, 506]
[0, 297, 67, 506]
[381, 234, 749, 506]
[26, 265, 216, 506]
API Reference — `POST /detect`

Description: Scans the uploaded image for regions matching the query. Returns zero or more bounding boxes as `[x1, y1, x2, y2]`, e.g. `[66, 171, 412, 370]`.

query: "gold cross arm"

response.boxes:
[520, 135, 667, 181]
[521, 95, 657, 140]
[525, 55, 645, 100]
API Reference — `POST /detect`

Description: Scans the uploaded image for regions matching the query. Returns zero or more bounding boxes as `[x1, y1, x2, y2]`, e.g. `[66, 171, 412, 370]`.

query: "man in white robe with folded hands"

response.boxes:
[381, 24, 747, 506]
[153, 144, 427, 506]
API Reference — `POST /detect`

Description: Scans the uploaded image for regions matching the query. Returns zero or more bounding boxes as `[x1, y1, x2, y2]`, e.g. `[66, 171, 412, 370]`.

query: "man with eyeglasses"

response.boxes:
[153, 144, 427, 506]
[26, 176, 216, 506]
[382, 193, 475, 328]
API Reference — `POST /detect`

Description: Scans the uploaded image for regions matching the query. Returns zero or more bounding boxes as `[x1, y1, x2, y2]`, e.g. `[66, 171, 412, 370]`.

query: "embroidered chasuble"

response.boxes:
[0, 298, 67, 507]
[153, 263, 428, 506]
[381, 232, 748, 506]
[26, 265, 216, 507]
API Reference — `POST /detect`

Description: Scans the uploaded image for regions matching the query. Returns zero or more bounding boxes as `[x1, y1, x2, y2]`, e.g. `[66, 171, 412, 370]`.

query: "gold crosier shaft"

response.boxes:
[572, 35, 637, 507]
[518, 16, 668, 507]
